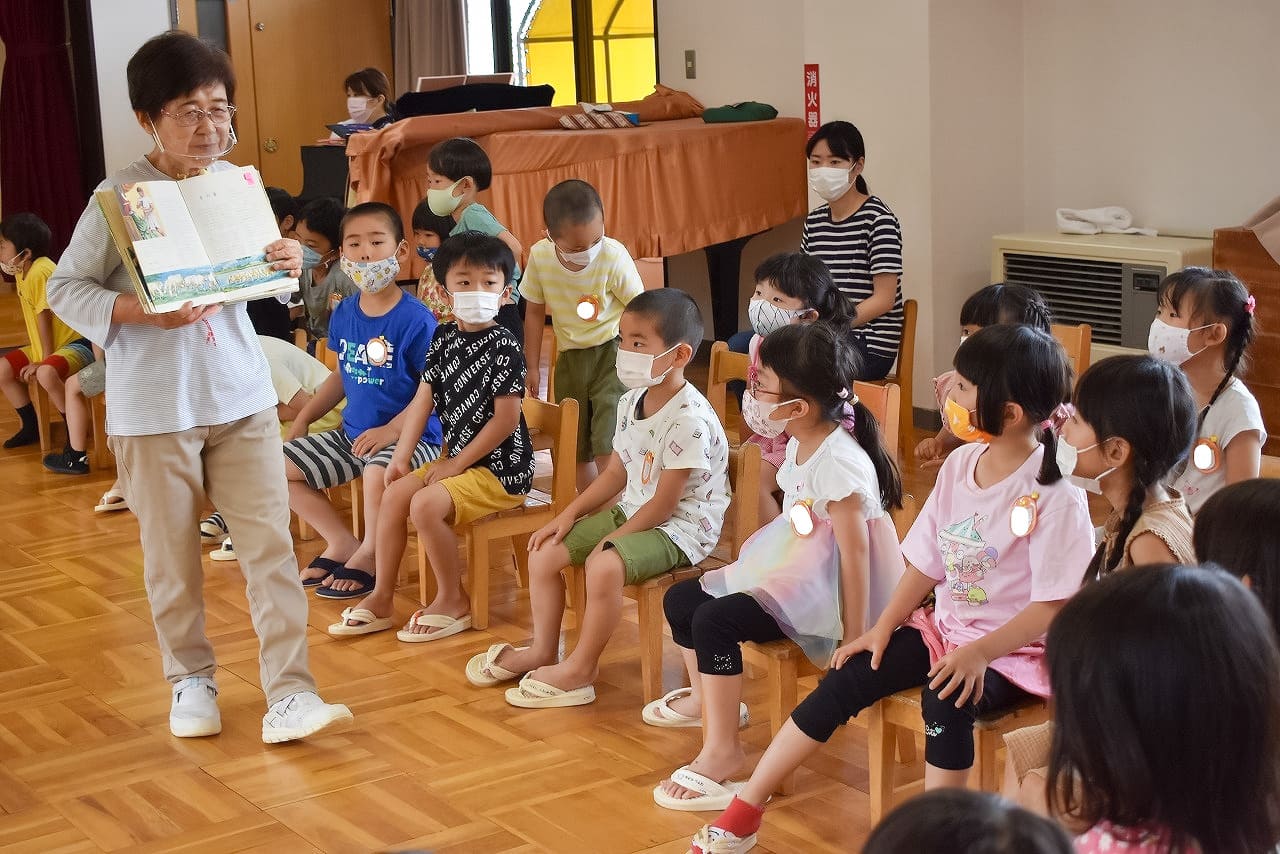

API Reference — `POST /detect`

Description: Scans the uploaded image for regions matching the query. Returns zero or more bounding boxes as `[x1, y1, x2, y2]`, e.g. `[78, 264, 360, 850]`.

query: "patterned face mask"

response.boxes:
[748, 299, 810, 337]
[340, 252, 401, 294]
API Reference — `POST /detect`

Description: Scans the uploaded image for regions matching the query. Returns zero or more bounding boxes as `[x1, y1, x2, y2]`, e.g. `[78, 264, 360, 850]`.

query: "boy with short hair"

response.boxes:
[329, 232, 533, 639]
[468, 289, 729, 708]
[294, 196, 356, 340]
[425, 137, 524, 343]
[0, 212, 94, 449]
[410, 199, 457, 322]
[520, 179, 645, 489]
[284, 202, 443, 598]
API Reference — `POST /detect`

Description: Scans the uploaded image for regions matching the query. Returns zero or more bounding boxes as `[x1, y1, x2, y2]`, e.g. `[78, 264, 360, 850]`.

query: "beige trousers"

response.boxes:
[112, 408, 315, 706]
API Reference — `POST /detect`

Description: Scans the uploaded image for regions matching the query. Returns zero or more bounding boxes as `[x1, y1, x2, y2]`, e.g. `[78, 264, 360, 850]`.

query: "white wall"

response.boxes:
[1022, 0, 1280, 237]
[90, 0, 172, 174]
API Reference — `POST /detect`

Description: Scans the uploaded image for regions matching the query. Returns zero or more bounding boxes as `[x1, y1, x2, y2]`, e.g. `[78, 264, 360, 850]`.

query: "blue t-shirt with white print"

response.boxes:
[328, 291, 443, 446]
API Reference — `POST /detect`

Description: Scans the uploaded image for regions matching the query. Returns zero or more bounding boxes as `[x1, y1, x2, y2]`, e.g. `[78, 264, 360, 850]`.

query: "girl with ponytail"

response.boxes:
[1149, 267, 1265, 513]
[648, 323, 904, 815]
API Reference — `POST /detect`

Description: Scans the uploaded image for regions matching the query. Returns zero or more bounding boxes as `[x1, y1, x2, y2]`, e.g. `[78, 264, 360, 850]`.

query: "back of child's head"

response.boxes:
[543, 179, 604, 234]
[753, 252, 852, 329]
[341, 201, 404, 244]
[0, 212, 52, 260]
[1157, 266, 1256, 405]
[959, 283, 1052, 334]
[806, 120, 869, 194]
[1047, 564, 1280, 853]
[1195, 478, 1280, 635]
[411, 199, 456, 240]
[623, 289, 702, 350]
[427, 137, 492, 191]
[954, 324, 1072, 485]
[297, 197, 346, 248]
[758, 323, 902, 510]
[862, 789, 1073, 854]
[264, 187, 297, 229]
[431, 231, 515, 287]
[1074, 355, 1197, 579]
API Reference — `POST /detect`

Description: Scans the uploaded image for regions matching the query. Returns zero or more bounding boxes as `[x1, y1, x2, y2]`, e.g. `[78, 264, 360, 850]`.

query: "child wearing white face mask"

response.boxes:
[327, 232, 533, 640]
[465, 289, 728, 710]
[1148, 267, 1264, 514]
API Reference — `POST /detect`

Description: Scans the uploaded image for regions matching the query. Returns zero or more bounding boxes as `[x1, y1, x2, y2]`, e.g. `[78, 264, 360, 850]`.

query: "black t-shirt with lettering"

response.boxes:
[421, 323, 533, 495]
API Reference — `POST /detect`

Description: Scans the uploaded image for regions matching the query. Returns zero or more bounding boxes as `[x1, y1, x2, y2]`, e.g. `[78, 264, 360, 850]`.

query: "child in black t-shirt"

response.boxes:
[328, 232, 533, 641]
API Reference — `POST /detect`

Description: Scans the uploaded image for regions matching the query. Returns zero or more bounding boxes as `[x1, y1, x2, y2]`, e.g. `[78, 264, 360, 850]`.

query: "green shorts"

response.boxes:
[554, 339, 625, 462]
[562, 506, 690, 585]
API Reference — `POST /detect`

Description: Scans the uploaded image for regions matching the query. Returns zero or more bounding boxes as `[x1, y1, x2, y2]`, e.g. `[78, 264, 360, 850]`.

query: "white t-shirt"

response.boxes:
[777, 427, 885, 521]
[257, 334, 343, 434]
[1170, 377, 1267, 514]
[613, 381, 730, 564]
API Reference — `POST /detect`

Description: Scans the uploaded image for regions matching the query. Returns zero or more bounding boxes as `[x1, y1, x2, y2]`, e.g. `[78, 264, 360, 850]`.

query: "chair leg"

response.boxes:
[510, 533, 532, 588]
[564, 565, 586, 649]
[30, 381, 52, 452]
[895, 728, 917, 764]
[470, 532, 490, 631]
[636, 585, 665, 703]
[417, 533, 431, 606]
[90, 395, 110, 470]
[297, 514, 315, 541]
[349, 479, 362, 539]
[770, 656, 800, 795]
[976, 728, 998, 792]
[867, 701, 897, 823]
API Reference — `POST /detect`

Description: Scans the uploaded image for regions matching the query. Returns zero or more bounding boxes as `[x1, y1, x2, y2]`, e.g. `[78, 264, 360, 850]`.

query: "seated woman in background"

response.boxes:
[326, 67, 396, 140]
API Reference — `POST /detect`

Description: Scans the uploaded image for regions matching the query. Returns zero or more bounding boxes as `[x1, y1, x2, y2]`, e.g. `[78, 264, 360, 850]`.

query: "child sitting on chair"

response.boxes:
[411, 199, 457, 323]
[465, 289, 730, 709]
[328, 232, 533, 640]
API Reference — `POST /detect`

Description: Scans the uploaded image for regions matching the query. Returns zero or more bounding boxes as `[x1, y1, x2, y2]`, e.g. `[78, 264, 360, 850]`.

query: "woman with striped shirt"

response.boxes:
[802, 121, 905, 380]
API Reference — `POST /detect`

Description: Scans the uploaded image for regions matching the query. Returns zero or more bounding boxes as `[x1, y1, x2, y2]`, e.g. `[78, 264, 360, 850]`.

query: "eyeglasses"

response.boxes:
[747, 381, 784, 398]
[161, 105, 237, 127]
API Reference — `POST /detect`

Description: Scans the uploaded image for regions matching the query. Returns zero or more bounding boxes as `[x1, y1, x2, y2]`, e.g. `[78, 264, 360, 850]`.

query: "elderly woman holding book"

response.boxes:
[47, 31, 351, 745]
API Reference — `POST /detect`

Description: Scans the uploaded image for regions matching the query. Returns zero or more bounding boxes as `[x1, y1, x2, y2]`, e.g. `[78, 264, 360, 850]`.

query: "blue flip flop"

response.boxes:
[314, 566, 376, 599]
[301, 556, 343, 587]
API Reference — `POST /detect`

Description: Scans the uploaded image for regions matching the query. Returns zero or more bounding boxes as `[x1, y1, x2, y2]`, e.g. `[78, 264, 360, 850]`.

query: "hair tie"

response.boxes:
[836, 387, 849, 400]
[1245, 294, 1257, 316]
[1039, 402, 1073, 434]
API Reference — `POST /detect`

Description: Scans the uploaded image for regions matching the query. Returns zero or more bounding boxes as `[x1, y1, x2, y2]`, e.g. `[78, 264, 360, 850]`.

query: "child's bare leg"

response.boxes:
[0, 359, 31, 409]
[758, 460, 781, 524]
[527, 546, 624, 690]
[63, 374, 90, 451]
[665, 647, 702, 717]
[347, 474, 423, 621]
[736, 718, 824, 807]
[34, 365, 66, 413]
[661, 671, 748, 798]
[493, 541, 572, 674]
[399, 482, 471, 635]
[924, 764, 971, 789]
[325, 462, 389, 590]
[287, 460, 360, 574]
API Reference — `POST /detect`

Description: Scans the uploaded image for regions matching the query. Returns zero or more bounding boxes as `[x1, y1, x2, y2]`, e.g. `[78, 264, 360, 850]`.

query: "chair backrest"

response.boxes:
[545, 326, 559, 402]
[726, 441, 763, 558]
[1262, 454, 1280, 479]
[883, 299, 917, 457]
[314, 337, 339, 371]
[852, 380, 900, 461]
[522, 396, 579, 514]
[706, 340, 750, 440]
[1051, 322, 1093, 379]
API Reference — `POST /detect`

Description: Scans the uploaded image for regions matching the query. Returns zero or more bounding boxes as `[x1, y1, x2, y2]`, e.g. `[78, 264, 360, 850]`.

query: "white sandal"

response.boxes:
[641, 687, 749, 729]
[94, 487, 128, 513]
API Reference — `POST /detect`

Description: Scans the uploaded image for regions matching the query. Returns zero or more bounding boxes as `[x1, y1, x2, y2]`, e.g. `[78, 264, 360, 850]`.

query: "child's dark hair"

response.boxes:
[296, 197, 345, 248]
[759, 323, 902, 510]
[805, 120, 869, 194]
[1157, 266, 1256, 421]
[341, 202, 404, 244]
[431, 231, 515, 287]
[1075, 356, 1197, 581]
[411, 199, 456, 239]
[428, 137, 492, 191]
[624, 289, 702, 349]
[0, 212, 52, 260]
[754, 252, 852, 329]
[543, 179, 604, 233]
[863, 789, 1073, 854]
[1195, 478, 1280, 635]
[954, 324, 1072, 486]
[344, 67, 395, 118]
[960, 283, 1052, 333]
[1046, 564, 1280, 853]
[265, 187, 297, 227]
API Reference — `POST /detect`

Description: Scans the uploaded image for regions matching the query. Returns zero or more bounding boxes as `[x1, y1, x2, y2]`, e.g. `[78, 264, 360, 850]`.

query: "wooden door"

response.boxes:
[239, 0, 392, 194]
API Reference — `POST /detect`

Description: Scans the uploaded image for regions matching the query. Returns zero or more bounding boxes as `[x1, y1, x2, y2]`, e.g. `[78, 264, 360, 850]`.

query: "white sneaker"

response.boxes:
[261, 691, 353, 744]
[169, 675, 221, 738]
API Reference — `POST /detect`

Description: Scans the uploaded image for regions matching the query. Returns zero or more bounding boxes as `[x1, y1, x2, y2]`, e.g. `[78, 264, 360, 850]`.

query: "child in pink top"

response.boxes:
[741, 252, 855, 524]
[1044, 565, 1279, 854]
[689, 324, 1093, 854]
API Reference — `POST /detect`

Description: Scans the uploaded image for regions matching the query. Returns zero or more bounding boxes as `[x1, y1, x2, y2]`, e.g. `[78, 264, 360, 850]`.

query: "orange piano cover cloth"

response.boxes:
[346, 86, 807, 260]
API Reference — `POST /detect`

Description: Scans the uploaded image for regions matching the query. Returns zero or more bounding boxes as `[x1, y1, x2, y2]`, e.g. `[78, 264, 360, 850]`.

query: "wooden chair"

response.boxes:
[706, 341, 750, 444]
[27, 379, 60, 453]
[867, 689, 1050, 821]
[872, 298, 917, 458]
[1051, 322, 1092, 379]
[1263, 454, 1280, 479]
[416, 397, 578, 630]
[289, 337, 363, 541]
[314, 336, 339, 371]
[89, 392, 111, 471]
[564, 442, 764, 703]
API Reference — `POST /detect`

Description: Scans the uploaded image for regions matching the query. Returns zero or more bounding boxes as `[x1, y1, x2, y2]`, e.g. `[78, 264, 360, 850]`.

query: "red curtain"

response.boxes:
[0, 1, 85, 257]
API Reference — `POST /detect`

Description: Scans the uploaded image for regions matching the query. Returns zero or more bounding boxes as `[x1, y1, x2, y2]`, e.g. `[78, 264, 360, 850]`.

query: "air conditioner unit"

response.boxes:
[991, 233, 1212, 363]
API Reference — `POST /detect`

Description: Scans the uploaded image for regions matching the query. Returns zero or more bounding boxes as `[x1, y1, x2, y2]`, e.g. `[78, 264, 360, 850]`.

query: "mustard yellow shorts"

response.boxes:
[412, 461, 526, 527]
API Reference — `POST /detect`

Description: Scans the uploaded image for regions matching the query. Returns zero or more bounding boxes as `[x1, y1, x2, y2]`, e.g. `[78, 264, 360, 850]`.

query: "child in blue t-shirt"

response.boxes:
[284, 202, 443, 599]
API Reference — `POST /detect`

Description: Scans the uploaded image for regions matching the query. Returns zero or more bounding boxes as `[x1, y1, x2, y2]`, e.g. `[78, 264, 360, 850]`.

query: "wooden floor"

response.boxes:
[0, 324, 946, 853]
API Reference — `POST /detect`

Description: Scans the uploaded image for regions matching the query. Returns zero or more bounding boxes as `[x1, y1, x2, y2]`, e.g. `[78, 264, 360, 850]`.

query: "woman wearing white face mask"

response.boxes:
[799, 120, 905, 381]
[325, 67, 396, 142]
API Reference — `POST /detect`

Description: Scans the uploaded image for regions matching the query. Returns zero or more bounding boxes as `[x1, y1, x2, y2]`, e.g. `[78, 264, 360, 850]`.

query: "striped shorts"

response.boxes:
[283, 428, 439, 490]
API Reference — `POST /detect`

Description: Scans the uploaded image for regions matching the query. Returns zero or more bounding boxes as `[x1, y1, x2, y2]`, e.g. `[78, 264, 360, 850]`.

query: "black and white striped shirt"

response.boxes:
[801, 195, 904, 360]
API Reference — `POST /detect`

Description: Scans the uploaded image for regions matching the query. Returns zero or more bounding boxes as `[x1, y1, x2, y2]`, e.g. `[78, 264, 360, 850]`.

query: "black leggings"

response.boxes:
[664, 578, 786, 676]
[789, 627, 1031, 771]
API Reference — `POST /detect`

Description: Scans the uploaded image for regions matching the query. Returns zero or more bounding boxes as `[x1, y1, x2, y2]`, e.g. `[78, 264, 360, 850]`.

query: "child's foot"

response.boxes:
[396, 609, 473, 643]
[43, 446, 89, 475]
[524, 659, 598, 694]
[690, 797, 764, 853]
[3, 425, 38, 449]
[344, 593, 394, 625]
[659, 745, 748, 801]
[299, 555, 347, 586]
[489, 645, 557, 677]
[320, 552, 372, 592]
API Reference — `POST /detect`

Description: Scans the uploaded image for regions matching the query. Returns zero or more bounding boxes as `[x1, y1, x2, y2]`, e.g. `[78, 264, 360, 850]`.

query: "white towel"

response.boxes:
[1056, 206, 1157, 236]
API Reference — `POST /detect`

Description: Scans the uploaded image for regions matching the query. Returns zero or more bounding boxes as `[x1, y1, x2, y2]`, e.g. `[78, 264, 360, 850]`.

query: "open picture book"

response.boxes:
[96, 165, 298, 313]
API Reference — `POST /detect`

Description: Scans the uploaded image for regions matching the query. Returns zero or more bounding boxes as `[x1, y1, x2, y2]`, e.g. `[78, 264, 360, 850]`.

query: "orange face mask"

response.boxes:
[944, 396, 995, 444]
